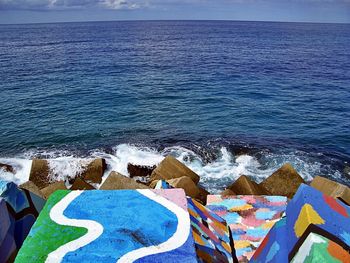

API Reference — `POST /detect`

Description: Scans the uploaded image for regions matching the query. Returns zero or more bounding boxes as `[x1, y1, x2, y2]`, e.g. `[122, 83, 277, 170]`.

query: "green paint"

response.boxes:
[303, 235, 341, 263]
[15, 190, 87, 263]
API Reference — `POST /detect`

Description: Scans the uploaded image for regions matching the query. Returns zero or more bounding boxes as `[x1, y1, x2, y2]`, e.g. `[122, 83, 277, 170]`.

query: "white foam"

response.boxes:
[0, 158, 32, 185]
[0, 143, 339, 192]
[47, 157, 92, 183]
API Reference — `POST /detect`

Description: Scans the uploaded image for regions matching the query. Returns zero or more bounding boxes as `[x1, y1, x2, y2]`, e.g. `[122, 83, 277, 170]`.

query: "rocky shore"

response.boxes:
[0, 155, 349, 262]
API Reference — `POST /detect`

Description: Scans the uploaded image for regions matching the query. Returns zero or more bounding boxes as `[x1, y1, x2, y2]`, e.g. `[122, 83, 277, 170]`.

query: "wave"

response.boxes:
[0, 143, 347, 193]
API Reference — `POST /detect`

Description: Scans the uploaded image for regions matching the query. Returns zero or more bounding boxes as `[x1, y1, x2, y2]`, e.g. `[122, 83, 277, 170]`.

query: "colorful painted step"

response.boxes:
[0, 181, 45, 254]
[15, 189, 197, 263]
[187, 198, 238, 263]
[206, 195, 287, 262]
[0, 197, 17, 263]
[251, 184, 350, 262]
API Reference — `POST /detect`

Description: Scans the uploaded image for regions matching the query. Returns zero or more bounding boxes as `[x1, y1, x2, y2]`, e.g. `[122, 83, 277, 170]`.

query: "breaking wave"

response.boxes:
[0, 143, 348, 193]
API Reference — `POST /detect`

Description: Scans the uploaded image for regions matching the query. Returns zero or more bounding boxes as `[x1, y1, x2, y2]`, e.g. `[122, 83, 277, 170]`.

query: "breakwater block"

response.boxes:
[0, 197, 17, 262]
[206, 195, 287, 262]
[259, 163, 305, 199]
[150, 156, 200, 184]
[251, 184, 350, 262]
[15, 189, 198, 262]
[311, 176, 350, 205]
[187, 198, 238, 263]
[0, 181, 45, 250]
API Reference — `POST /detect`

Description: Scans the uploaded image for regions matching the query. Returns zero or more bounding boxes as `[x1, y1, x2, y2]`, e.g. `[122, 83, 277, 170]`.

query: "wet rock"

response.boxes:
[100, 172, 149, 190]
[29, 159, 50, 189]
[0, 162, 14, 173]
[220, 188, 236, 196]
[151, 156, 200, 184]
[41, 181, 67, 199]
[197, 187, 210, 205]
[81, 158, 106, 184]
[127, 163, 156, 178]
[260, 163, 305, 199]
[71, 178, 95, 190]
[19, 181, 45, 199]
[310, 176, 350, 205]
[228, 175, 270, 195]
[167, 176, 201, 199]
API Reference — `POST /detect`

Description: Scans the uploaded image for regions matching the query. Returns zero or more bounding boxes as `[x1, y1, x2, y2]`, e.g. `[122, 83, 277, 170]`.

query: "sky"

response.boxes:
[0, 0, 349, 24]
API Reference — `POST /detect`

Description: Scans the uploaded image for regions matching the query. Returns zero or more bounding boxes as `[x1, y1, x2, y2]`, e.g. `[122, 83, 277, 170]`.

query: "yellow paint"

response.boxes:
[221, 240, 231, 252]
[192, 231, 206, 246]
[228, 203, 253, 212]
[234, 240, 251, 249]
[261, 221, 276, 229]
[294, 204, 325, 238]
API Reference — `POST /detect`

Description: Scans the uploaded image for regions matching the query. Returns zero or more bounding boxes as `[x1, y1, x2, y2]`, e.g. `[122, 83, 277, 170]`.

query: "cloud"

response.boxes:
[0, 0, 349, 10]
[0, 0, 146, 10]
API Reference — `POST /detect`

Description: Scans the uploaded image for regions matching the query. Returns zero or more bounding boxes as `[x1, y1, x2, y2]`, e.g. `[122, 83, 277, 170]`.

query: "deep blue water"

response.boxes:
[0, 21, 349, 185]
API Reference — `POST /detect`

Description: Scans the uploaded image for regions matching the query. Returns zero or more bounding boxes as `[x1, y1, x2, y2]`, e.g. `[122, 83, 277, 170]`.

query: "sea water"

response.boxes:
[0, 21, 349, 191]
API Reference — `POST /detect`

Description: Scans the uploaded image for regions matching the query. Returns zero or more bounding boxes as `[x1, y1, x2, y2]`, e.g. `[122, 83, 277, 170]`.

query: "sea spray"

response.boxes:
[0, 143, 343, 192]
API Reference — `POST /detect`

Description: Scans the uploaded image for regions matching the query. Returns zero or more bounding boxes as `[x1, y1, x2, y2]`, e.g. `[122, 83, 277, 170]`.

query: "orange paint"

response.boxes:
[327, 240, 350, 262]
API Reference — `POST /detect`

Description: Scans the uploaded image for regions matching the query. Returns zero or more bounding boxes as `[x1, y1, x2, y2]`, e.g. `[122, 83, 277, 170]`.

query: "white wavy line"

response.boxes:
[117, 189, 191, 263]
[45, 191, 104, 263]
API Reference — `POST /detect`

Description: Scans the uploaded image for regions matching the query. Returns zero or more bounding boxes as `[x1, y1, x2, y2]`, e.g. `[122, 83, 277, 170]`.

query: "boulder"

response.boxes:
[220, 188, 236, 196]
[71, 178, 95, 190]
[81, 158, 106, 184]
[19, 181, 44, 199]
[0, 162, 14, 173]
[40, 181, 67, 199]
[127, 163, 156, 178]
[310, 176, 350, 205]
[260, 163, 305, 199]
[167, 176, 200, 199]
[29, 159, 50, 189]
[228, 175, 270, 195]
[99, 172, 149, 190]
[197, 187, 210, 205]
[151, 156, 200, 184]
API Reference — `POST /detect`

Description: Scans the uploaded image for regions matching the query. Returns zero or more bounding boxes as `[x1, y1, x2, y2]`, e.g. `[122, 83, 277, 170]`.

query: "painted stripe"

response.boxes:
[45, 191, 104, 263]
[117, 189, 191, 263]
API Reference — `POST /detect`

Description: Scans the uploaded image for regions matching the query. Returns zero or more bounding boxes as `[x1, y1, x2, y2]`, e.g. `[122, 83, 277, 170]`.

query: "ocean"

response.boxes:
[0, 20, 349, 192]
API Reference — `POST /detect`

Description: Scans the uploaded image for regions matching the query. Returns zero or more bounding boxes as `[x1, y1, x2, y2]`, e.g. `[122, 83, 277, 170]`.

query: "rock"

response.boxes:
[167, 176, 201, 199]
[228, 175, 270, 195]
[99, 172, 149, 190]
[260, 163, 305, 199]
[127, 163, 156, 178]
[71, 178, 95, 190]
[81, 158, 106, 184]
[197, 187, 210, 205]
[19, 181, 44, 199]
[151, 156, 200, 184]
[29, 159, 50, 189]
[149, 180, 160, 189]
[40, 181, 67, 199]
[0, 162, 14, 173]
[310, 176, 350, 205]
[220, 188, 236, 196]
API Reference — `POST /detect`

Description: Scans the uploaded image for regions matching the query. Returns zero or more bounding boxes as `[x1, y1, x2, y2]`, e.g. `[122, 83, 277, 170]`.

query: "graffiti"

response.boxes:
[15, 189, 197, 263]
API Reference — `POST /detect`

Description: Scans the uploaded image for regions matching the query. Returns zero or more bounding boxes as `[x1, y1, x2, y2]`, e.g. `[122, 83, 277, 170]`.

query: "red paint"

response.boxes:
[323, 195, 348, 217]
[252, 233, 269, 259]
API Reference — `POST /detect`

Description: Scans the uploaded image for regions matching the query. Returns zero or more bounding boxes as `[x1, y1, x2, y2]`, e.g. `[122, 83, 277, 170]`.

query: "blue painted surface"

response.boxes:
[62, 190, 196, 262]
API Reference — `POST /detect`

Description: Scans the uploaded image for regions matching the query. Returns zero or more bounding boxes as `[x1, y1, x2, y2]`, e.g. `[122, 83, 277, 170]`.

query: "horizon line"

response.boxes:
[1, 18, 349, 26]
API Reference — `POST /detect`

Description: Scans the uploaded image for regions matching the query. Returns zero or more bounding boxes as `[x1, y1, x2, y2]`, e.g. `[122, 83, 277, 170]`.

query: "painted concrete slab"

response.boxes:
[0, 197, 17, 263]
[206, 195, 287, 262]
[187, 197, 237, 263]
[15, 189, 197, 263]
[251, 184, 350, 262]
[0, 181, 45, 250]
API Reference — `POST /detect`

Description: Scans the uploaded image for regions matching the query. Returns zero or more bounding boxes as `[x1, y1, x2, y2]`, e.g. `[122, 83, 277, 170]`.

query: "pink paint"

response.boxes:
[152, 189, 188, 211]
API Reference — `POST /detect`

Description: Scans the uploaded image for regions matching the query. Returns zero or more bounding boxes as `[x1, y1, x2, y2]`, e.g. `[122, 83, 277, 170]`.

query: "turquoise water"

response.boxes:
[0, 21, 349, 187]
